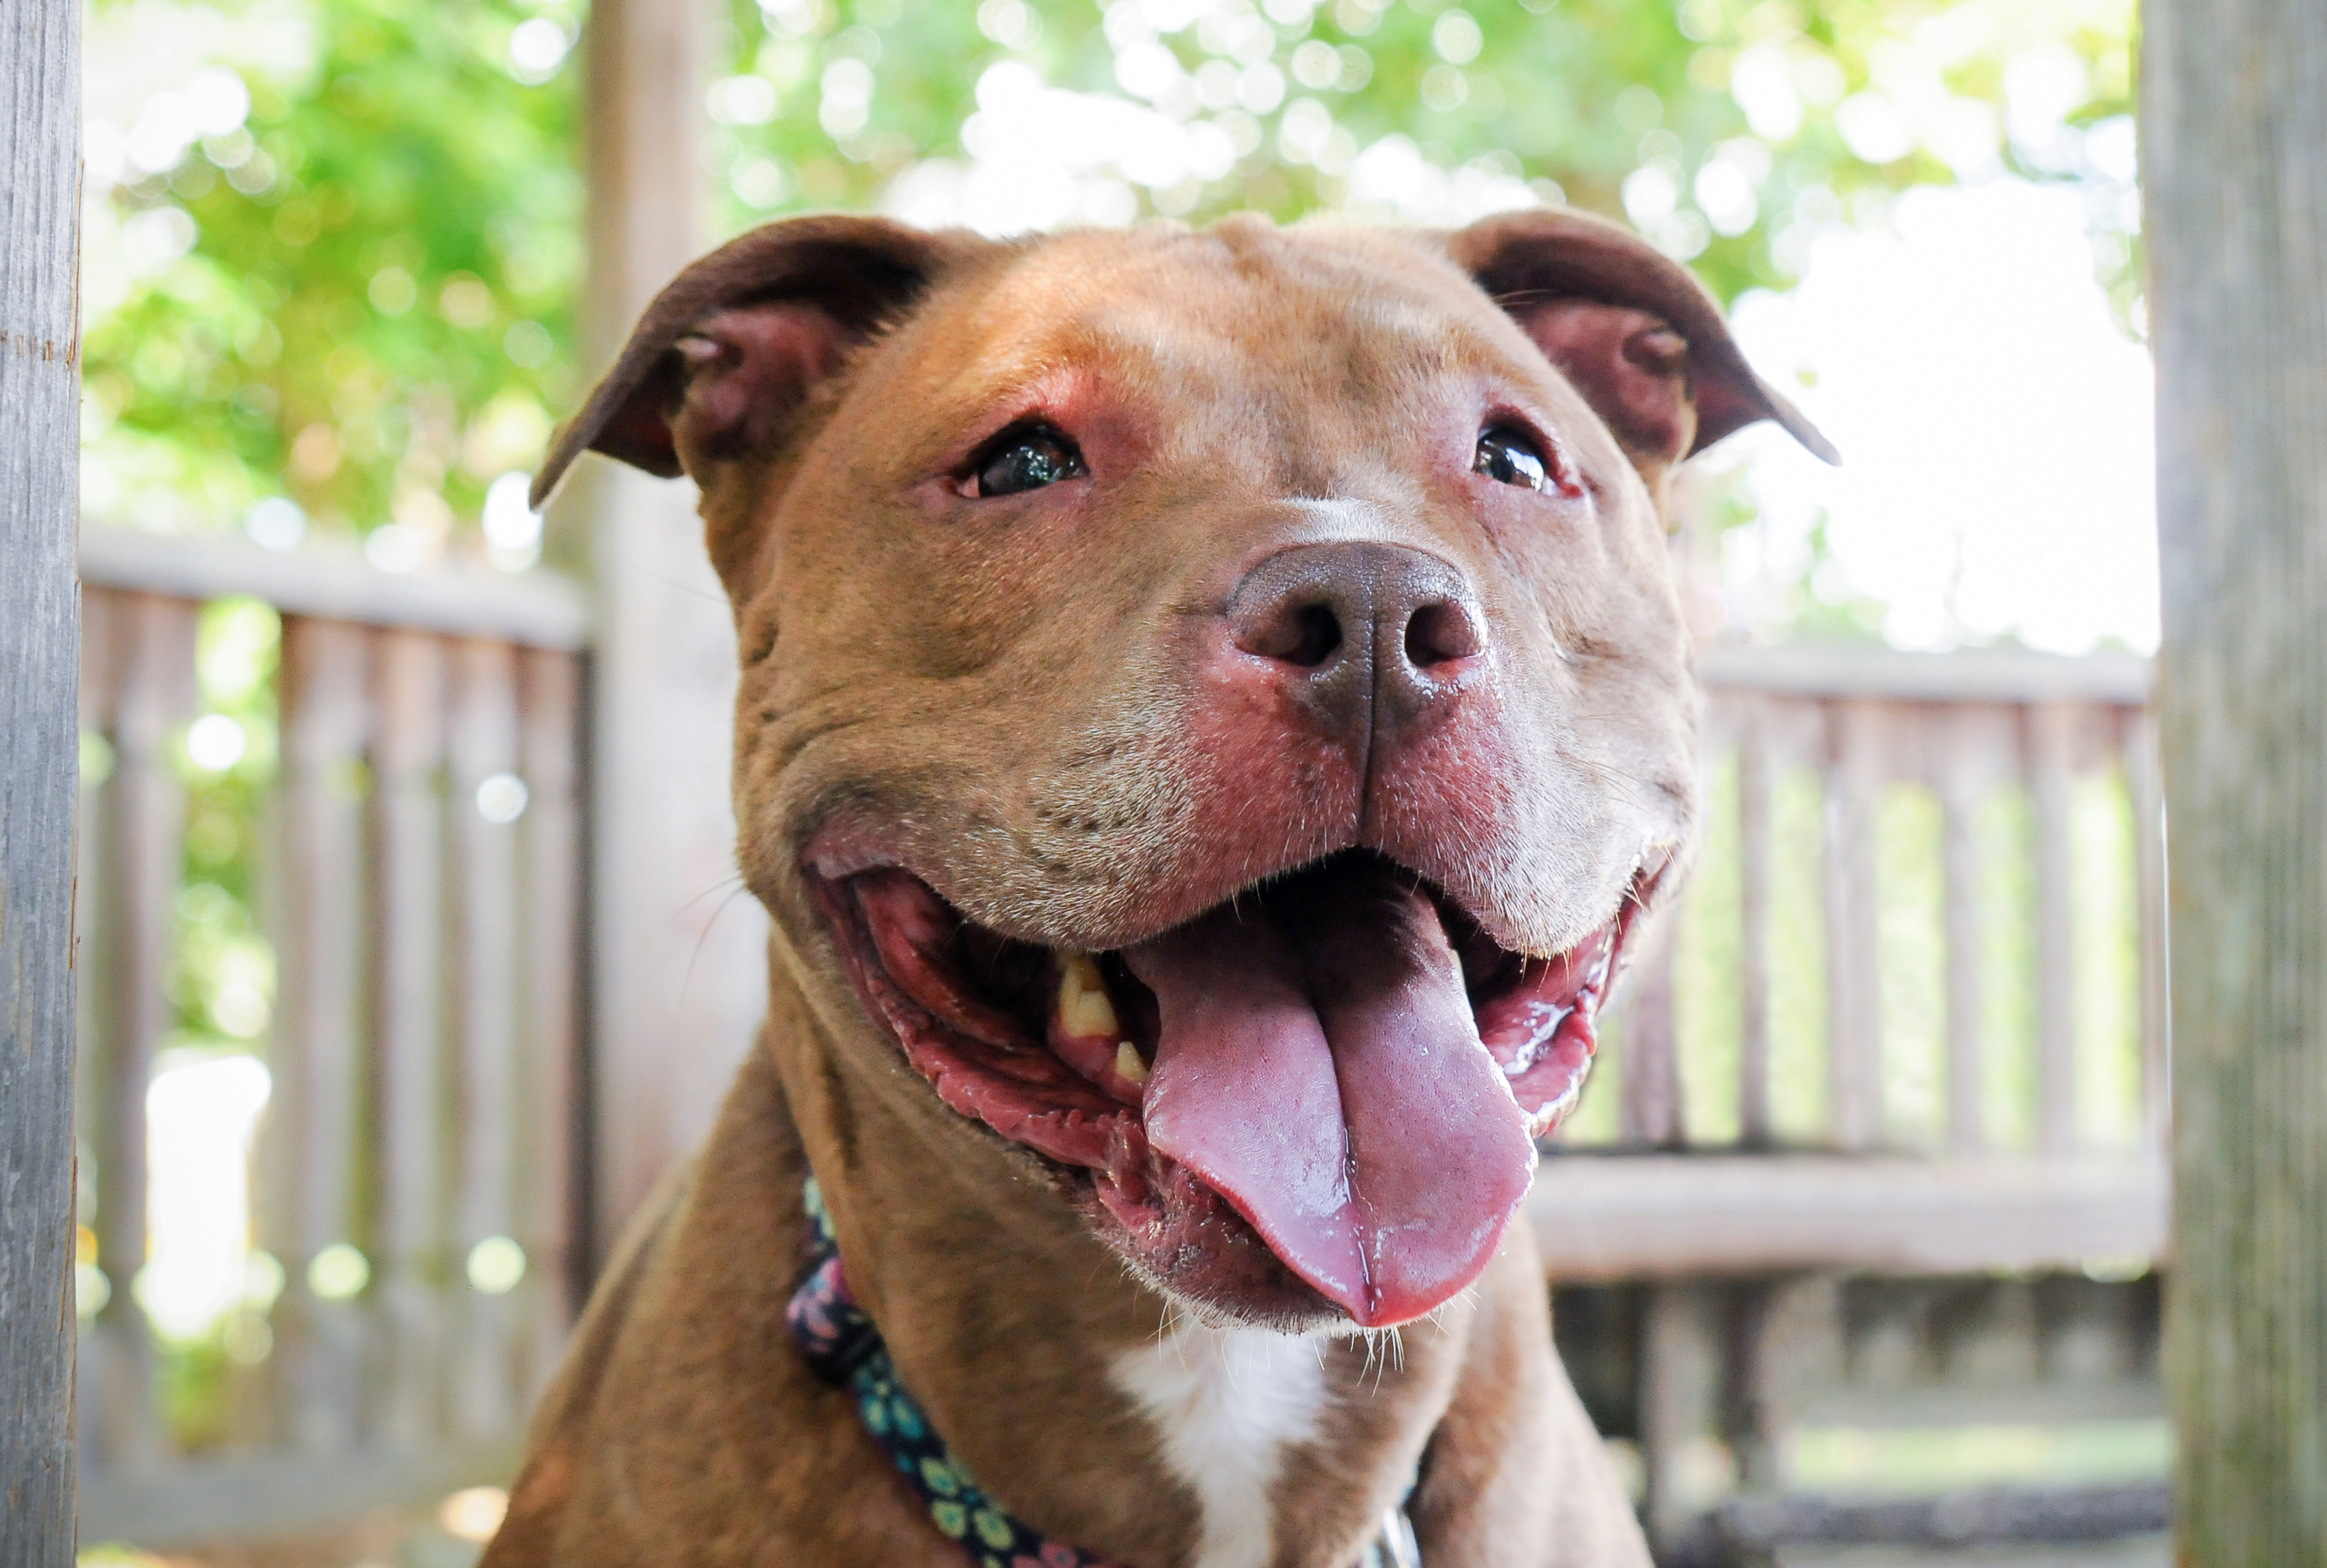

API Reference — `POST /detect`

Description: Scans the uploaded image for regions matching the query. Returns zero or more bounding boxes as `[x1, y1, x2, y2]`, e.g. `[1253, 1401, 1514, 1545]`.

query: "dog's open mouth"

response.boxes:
[812, 850, 1644, 1328]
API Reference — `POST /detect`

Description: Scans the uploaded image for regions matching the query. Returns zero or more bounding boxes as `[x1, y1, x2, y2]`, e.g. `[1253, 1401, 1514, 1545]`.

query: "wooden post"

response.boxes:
[0, 0, 83, 1557]
[2148, 1, 2327, 1558]
[565, 0, 769, 1263]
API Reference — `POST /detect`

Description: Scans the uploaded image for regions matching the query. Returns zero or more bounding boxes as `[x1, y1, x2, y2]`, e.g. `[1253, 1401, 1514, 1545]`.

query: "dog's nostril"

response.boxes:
[1404, 602, 1482, 669]
[1239, 599, 1344, 667]
[1287, 604, 1343, 668]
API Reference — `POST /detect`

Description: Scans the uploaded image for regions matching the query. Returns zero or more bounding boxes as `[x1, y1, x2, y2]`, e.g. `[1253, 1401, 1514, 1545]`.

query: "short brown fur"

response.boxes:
[487, 209, 1827, 1567]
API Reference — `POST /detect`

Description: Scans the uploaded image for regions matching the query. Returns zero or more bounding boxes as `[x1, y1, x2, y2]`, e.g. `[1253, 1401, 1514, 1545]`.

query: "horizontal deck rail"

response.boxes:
[1531, 1153, 2166, 1282]
[78, 523, 590, 650]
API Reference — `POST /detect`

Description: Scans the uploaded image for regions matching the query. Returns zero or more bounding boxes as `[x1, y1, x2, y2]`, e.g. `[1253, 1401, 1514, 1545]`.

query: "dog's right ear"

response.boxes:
[1447, 208, 1838, 496]
[529, 215, 983, 509]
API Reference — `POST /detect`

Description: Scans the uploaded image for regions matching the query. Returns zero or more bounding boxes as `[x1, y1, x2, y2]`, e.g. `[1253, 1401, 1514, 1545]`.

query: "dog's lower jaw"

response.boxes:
[771, 961, 1479, 1568]
[811, 849, 1645, 1332]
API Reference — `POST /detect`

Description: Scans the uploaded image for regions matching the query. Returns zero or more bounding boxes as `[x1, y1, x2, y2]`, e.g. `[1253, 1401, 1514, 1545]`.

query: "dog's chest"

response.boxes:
[1109, 1321, 1329, 1568]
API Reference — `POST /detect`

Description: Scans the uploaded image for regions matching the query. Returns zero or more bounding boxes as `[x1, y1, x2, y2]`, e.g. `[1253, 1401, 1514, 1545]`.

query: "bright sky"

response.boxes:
[137, 1053, 271, 1337]
[1715, 177, 2157, 654]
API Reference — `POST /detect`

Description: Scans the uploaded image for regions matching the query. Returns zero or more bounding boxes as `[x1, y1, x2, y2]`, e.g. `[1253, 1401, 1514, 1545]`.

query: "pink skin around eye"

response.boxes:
[921, 367, 1140, 504]
[1473, 405, 1583, 497]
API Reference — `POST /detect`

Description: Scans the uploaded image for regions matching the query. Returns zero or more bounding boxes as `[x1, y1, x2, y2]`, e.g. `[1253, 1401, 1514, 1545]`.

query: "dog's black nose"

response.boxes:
[1228, 542, 1486, 737]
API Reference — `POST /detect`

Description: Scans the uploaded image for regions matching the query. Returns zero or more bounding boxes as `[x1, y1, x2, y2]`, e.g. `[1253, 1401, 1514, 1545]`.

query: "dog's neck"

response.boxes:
[765, 960, 1470, 1568]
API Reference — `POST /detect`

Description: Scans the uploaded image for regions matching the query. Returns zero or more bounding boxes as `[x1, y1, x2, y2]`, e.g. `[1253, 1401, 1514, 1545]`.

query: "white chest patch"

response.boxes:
[1109, 1320, 1329, 1568]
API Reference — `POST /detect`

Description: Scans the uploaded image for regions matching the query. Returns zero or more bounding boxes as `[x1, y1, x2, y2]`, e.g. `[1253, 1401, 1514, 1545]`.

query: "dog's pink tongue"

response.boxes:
[1123, 869, 1536, 1327]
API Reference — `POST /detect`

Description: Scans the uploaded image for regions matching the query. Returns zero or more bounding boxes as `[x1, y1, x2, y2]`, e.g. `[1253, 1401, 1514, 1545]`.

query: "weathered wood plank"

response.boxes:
[2149, 0, 2327, 1555]
[1618, 912, 1682, 1147]
[1637, 1283, 1722, 1549]
[2, 0, 84, 1553]
[77, 523, 589, 651]
[2028, 703, 2078, 1156]
[447, 638, 521, 1441]
[1938, 760, 1985, 1155]
[71, 592, 120, 1471]
[1699, 644, 2151, 706]
[1736, 704, 1773, 1145]
[1530, 1154, 2168, 1282]
[76, 1441, 520, 1549]
[268, 617, 372, 1451]
[518, 649, 583, 1394]
[1822, 703, 1884, 1150]
[2123, 710, 2168, 1148]
[371, 627, 445, 1448]
[92, 595, 198, 1470]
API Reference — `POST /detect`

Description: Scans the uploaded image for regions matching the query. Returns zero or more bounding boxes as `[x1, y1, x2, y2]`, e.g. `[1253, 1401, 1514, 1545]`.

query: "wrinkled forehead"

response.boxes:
[882, 223, 1551, 432]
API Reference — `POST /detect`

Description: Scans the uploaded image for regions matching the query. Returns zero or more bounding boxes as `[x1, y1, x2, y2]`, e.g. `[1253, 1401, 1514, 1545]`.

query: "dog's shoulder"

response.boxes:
[1412, 1233, 1654, 1568]
[485, 1041, 957, 1568]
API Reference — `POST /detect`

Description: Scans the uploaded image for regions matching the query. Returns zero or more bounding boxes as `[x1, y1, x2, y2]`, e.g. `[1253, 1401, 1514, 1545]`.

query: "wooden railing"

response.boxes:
[1666, 644, 2157, 1152]
[67, 523, 2167, 1551]
[74, 526, 589, 1541]
[1527, 644, 2169, 1551]
[1536, 644, 2166, 1276]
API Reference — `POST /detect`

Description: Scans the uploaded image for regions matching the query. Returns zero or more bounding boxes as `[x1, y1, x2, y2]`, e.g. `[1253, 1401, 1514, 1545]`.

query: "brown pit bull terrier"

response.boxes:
[483, 208, 1832, 1568]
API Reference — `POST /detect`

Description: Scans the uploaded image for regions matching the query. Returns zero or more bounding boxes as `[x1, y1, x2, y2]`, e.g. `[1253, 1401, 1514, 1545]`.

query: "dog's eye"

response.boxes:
[1473, 426, 1551, 492]
[968, 424, 1087, 499]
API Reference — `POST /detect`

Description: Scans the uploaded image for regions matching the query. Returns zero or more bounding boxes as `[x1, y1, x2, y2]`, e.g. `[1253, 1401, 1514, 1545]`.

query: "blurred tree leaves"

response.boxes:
[82, 0, 2135, 558]
[85, 0, 582, 549]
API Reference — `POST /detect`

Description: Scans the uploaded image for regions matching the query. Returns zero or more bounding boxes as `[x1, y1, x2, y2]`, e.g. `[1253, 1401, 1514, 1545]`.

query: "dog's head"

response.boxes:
[540, 211, 1831, 1333]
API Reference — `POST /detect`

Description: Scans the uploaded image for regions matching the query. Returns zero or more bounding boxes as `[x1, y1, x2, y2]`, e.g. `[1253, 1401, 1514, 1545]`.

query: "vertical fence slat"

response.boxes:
[448, 638, 522, 1442]
[1737, 702, 1773, 1146]
[519, 648, 583, 1395]
[269, 616, 372, 1452]
[1637, 1283, 1721, 1549]
[1620, 914, 1682, 1148]
[372, 627, 445, 1449]
[1939, 733, 1986, 1155]
[72, 589, 120, 1470]
[2125, 707, 2169, 1154]
[95, 592, 199, 1470]
[1823, 702, 1884, 1150]
[2030, 703, 2078, 1156]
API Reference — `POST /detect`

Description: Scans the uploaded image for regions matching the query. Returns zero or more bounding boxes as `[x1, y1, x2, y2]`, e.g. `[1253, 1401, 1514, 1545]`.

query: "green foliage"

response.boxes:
[86, 0, 580, 547]
[84, 0, 2133, 557]
[169, 598, 282, 1052]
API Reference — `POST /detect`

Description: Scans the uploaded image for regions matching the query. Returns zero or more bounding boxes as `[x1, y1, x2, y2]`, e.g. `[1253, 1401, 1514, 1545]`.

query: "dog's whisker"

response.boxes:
[678, 879, 760, 1003]
[639, 568, 731, 607]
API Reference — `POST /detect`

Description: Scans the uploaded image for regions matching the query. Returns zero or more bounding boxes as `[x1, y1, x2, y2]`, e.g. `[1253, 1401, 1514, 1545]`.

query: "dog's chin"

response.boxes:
[807, 846, 1650, 1331]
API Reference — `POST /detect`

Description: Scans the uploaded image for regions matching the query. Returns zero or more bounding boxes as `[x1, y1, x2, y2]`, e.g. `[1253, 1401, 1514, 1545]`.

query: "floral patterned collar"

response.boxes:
[785, 1178, 1420, 1568]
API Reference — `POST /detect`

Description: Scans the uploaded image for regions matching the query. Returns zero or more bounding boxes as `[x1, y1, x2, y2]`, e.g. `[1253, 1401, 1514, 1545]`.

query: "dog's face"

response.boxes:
[540, 211, 1829, 1334]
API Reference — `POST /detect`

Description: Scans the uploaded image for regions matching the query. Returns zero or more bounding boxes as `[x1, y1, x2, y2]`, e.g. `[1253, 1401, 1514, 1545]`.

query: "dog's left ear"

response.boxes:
[1447, 209, 1838, 489]
[529, 214, 989, 509]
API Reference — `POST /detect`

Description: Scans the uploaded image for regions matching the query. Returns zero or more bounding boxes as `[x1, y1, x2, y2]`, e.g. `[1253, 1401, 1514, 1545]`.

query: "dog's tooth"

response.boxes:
[1056, 951, 1120, 1039]
[1114, 1041, 1150, 1086]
